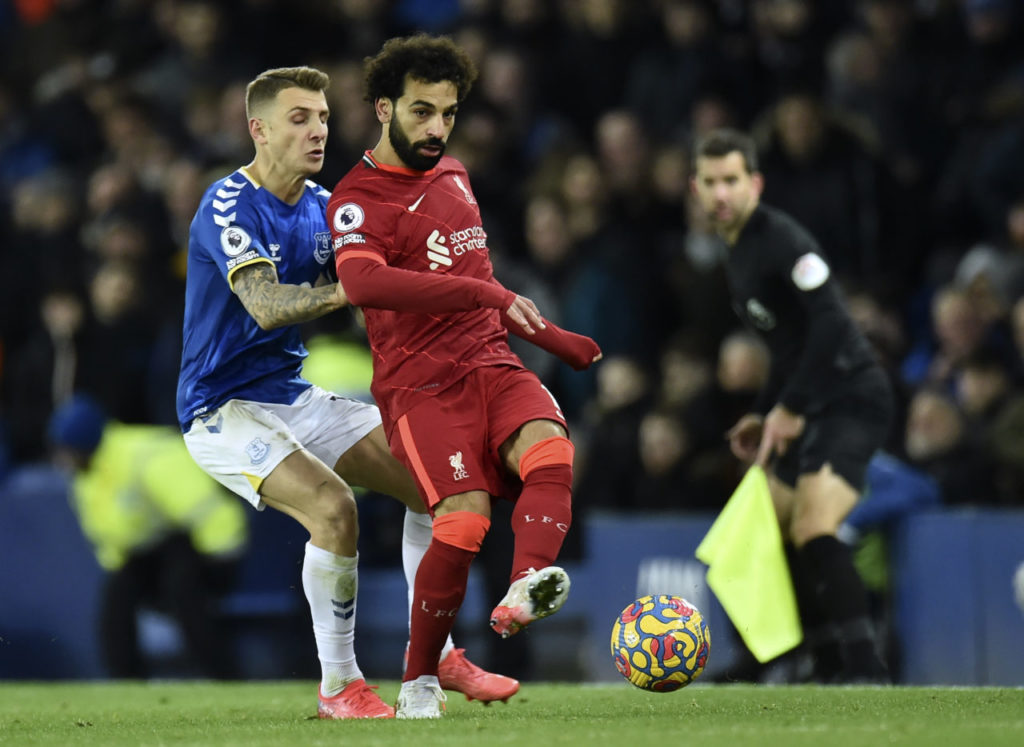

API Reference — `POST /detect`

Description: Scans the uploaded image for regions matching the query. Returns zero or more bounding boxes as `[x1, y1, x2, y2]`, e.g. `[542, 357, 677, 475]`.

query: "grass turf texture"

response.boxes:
[1, 682, 1022, 746]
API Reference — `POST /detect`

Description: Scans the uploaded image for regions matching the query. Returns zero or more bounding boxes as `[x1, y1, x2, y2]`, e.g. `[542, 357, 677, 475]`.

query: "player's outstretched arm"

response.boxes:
[233, 263, 347, 330]
[338, 256, 601, 370]
[338, 255, 513, 312]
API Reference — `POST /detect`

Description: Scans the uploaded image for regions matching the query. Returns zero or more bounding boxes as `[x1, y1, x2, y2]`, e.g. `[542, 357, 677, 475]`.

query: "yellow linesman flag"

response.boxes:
[695, 465, 803, 662]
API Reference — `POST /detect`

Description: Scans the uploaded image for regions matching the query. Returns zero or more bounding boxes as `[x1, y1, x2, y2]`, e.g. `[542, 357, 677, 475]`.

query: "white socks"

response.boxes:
[303, 513, 458, 696]
[302, 541, 361, 696]
[402, 510, 455, 661]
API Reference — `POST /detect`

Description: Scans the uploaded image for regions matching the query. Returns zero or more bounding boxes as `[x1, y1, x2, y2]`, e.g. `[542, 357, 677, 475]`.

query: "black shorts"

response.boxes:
[774, 366, 893, 492]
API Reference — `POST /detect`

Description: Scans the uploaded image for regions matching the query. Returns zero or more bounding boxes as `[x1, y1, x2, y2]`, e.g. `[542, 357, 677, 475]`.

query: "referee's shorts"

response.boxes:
[774, 365, 893, 493]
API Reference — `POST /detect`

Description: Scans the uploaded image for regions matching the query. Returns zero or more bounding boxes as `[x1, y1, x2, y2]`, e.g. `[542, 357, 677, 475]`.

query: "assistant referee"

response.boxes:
[691, 128, 893, 684]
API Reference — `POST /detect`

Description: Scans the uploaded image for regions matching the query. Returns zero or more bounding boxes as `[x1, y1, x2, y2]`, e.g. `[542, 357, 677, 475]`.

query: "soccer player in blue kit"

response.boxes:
[176, 66, 517, 718]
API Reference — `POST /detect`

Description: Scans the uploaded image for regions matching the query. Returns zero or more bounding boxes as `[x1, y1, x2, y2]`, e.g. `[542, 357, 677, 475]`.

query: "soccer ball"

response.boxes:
[610, 594, 710, 692]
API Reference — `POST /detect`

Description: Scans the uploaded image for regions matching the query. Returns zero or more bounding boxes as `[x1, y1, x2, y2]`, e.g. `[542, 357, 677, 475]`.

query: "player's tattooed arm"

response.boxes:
[233, 262, 348, 330]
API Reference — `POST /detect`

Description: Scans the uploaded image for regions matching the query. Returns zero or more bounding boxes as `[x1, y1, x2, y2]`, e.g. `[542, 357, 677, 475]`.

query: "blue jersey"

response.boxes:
[176, 168, 334, 431]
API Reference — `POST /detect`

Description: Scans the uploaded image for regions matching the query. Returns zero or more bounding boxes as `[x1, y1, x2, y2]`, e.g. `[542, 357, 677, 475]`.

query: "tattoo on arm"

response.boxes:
[233, 262, 343, 330]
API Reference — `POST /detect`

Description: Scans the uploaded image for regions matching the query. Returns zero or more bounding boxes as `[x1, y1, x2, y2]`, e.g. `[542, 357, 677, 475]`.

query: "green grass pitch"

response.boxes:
[1, 681, 1022, 746]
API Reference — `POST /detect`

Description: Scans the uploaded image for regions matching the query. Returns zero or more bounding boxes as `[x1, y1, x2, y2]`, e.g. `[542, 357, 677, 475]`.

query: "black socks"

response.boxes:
[794, 536, 888, 683]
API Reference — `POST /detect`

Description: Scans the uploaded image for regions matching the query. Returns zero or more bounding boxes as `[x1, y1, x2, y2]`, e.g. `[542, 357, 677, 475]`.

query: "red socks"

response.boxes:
[509, 462, 573, 581]
[405, 538, 475, 681]
[405, 512, 489, 682]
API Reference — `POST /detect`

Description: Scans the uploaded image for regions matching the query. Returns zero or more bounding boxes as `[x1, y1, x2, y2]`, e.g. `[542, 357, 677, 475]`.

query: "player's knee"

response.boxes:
[312, 479, 357, 534]
[789, 521, 834, 548]
[432, 510, 490, 552]
[789, 504, 845, 547]
[519, 435, 574, 483]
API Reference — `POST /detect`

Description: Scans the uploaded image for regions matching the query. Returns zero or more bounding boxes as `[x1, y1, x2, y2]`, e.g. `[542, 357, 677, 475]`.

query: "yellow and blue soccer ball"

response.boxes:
[611, 594, 710, 692]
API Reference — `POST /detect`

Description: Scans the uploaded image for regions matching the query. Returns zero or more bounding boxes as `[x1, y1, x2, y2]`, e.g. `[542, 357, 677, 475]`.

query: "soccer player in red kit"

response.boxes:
[328, 34, 602, 718]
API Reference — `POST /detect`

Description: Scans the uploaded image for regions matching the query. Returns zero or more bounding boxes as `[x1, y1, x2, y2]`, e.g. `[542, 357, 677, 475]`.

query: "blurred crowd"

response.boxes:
[3, 0, 1024, 518]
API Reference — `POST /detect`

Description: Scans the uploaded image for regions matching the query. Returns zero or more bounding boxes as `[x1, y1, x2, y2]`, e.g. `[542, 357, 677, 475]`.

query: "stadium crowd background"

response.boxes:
[1, 0, 1024, 675]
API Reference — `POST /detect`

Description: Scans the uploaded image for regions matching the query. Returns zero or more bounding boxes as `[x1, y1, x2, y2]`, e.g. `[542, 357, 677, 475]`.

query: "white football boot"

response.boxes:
[489, 566, 571, 638]
[396, 676, 447, 719]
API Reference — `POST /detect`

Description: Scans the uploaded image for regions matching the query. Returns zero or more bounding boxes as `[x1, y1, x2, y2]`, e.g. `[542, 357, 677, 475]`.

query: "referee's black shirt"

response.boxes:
[724, 204, 878, 416]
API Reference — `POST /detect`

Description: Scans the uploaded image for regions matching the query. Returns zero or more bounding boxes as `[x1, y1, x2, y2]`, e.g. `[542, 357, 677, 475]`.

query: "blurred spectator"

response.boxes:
[987, 393, 1024, 507]
[659, 336, 715, 413]
[747, 0, 843, 105]
[632, 409, 713, 511]
[676, 330, 770, 508]
[834, 0, 944, 190]
[954, 243, 1018, 329]
[521, 150, 674, 415]
[593, 109, 656, 225]
[191, 80, 253, 168]
[449, 43, 559, 244]
[90, 90, 176, 186]
[85, 162, 151, 223]
[575, 355, 652, 510]
[476, 44, 556, 165]
[158, 157, 207, 267]
[716, 331, 770, 396]
[133, 1, 247, 118]
[954, 347, 1024, 506]
[3, 285, 89, 462]
[955, 346, 1015, 430]
[79, 259, 167, 424]
[631, 331, 766, 513]
[545, 0, 650, 138]
[624, 0, 742, 144]
[952, 194, 1024, 322]
[846, 285, 908, 373]
[3, 169, 87, 355]
[929, 0, 1024, 245]
[689, 90, 741, 141]
[49, 394, 247, 679]
[846, 286, 912, 454]
[903, 387, 997, 506]
[313, 0, 396, 61]
[945, 0, 1024, 134]
[901, 284, 1007, 391]
[648, 143, 690, 234]
[554, 152, 607, 241]
[753, 88, 913, 293]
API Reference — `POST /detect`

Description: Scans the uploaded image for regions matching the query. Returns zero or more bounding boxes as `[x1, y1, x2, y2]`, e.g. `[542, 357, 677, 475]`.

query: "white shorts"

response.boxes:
[183, 385, 382, 508]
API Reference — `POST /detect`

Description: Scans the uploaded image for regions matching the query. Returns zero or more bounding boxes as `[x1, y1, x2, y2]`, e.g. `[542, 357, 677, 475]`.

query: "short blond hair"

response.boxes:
[245, 66, 329, 118]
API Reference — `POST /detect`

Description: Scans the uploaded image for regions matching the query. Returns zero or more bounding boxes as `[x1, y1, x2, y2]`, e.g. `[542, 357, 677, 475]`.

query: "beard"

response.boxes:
[389, 114, 445, 171]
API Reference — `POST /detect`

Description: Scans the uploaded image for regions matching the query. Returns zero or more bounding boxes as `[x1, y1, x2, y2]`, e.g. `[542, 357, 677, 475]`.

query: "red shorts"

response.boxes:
[388, 365, 567, 511]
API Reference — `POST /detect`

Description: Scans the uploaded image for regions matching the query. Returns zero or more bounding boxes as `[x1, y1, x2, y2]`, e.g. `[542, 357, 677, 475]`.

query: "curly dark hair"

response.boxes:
[363, 34, 478, 105]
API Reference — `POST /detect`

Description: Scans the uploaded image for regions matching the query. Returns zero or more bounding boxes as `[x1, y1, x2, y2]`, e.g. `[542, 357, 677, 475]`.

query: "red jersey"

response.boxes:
[328, 152, 523, 434]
